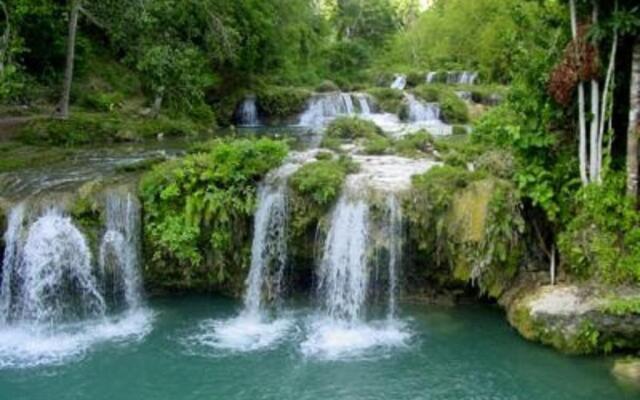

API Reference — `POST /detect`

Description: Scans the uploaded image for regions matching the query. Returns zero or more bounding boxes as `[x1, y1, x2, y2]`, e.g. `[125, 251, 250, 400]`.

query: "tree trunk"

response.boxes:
[0, 1, 9, 72]
[570, 0, 589, 184]
[627, 38, 640, 198]
[589, 2, 600, 182]
[56, 0, 81, 119]
[597, 29, 618, 182]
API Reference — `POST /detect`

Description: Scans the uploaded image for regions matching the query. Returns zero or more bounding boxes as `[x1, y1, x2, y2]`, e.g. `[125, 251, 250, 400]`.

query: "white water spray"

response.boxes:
[238, 96, 260, 126]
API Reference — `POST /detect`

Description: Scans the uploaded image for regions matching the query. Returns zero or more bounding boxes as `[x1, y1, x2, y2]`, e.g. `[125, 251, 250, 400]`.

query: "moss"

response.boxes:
[600, 296, 640, 316]
[257, 86, 311, 119]
[20, 112, 211, 147]
[393, 130, 434, 157]
[0, 142, 74, 173]
[367, 88, 405, 115]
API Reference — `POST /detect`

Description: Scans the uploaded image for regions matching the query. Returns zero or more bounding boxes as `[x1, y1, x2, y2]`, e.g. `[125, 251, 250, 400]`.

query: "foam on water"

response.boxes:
[0, 308, 153, 369]
[186, 313, 293, 353]
[301, 316, 410, 361]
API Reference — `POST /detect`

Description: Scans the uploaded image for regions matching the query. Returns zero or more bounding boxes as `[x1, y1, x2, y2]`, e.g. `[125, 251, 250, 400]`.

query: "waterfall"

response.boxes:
[298, 93, 374, 130]
[317, 193, 370, 322]
[390, 75, 407, 90]
[356, 93, 372, 115]
[0, 200, 151, 369]
[237, 96, 260, 126]
[243, 183, 288, 316]
[405, 94, 441, 122]
[0, 208, 105, 324]
[301, 179, 410, 359]
[99, 192, 143, 310]
[447, 71, 478, 85]
[386, 195, 402, 319]
[426, 72, 437, 83]
[0, 204, 25, 323]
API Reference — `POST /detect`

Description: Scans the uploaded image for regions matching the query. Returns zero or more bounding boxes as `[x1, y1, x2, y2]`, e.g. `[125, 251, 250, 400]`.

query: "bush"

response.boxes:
[21, 113, 210, 146]
[364, 136, 392, 155]
[315, 80, 340, 93]
[406, 71, 425, 88]
[367, 88, 405, 115]
[290, 159, 348, 207]
[558, 174, 640, 284]
[257, 86, 311, 119]
[139, 138, 289, 291]
[325, 116, 383, 141]
[393, 131, 435, 157]
[80, 92, 125, 112]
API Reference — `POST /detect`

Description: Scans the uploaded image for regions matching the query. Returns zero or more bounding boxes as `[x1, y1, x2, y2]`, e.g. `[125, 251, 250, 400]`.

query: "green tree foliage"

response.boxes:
[383, 0, 562, 82]
[139, 138, 288, 290]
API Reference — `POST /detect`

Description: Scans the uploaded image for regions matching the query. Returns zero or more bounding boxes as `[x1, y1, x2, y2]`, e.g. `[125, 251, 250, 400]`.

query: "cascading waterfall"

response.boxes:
[390, 74, 407, 90]
[0, 208, 105, 324]
[386, 195, 402, 319]
[301, 179, 410, 359]
[426, 71, 437, 83]
[99, 192, 143, 310]
[243, 183, 288, 316]
[0, 200, 151, 369]
[237, 96, 260, 126]
[298, 92, 375, 131]
[447, 71, 478, 85]
[316, 192, 370, 322]
[190, 161, 303, 352]
[405, 94, 441, 122]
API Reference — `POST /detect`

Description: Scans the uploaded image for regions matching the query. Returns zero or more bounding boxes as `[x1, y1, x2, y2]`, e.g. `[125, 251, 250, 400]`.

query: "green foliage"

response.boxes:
[393, 130, 434, 157]
[367, 87, 405, 115]
[558, 174, 640, 284]
[290, 159, 348, 207]
[600, 297, 640, 317]
[325, 116, 383, 141]
[364, 135, 392, 155]
[382, 0, 564, 83]
[257, 86, 311, 119]
[316, 80, 340, 93]
[405, 165, 524, 297]
[21, 113, 210, 147]
[139, 138, 288, 290]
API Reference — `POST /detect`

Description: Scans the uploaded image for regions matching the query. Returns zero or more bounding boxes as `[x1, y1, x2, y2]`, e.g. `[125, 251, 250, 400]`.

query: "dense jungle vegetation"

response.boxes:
[1, 0, 640, 302]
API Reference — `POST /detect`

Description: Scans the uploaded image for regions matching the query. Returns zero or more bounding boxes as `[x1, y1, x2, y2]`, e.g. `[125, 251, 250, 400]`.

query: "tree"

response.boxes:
[627, 38, 640, 198]
[55, 0, 80, 119]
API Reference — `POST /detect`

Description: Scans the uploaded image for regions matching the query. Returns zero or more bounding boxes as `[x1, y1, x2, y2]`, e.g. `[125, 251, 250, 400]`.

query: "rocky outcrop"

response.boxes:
[504, 282, 640, 354]
[612, 358, 640, 388]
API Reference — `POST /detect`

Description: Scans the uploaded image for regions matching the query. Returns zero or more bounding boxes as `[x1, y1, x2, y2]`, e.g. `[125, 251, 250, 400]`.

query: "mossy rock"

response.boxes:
[315, 80, 340, 93]
[367, 88, 405, 115]
[506, 285, 640, 355]
[612, 358, 640, 388]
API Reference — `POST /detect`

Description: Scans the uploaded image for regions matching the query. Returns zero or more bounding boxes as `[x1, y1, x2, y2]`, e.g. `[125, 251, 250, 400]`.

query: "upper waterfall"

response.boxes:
[237, 96, 260, 126]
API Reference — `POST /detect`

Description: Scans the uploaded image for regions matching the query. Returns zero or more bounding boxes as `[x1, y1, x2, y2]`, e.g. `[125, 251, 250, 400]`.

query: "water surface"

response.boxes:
[0, 296, 636, 400]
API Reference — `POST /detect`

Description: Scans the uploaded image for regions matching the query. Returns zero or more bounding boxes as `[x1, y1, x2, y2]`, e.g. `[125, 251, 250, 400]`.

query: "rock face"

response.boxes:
[505, 283, 640, 354]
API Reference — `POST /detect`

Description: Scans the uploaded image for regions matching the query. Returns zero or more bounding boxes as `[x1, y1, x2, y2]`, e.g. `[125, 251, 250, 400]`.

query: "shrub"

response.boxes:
[367, 87, 405, 115]
[139, 138, 289, 291]
[257, 86, 311, 119]
[364, 136, 392, 155]
[316, 80, 340, 93]
[393, 131, 435, 157]
[325, 116, 383, 141]
[413, 84, 470, 124]
[558, 174, 640, 284]
[290, 159, 348, 207]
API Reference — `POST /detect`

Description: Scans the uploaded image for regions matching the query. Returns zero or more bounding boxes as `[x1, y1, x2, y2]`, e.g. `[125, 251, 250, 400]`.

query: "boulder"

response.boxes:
[505, 284, 640, 354]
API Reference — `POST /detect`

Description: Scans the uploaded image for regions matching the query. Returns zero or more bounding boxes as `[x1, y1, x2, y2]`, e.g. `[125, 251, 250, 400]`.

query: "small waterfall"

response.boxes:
[317, 192, 370, 322]
[356, 93, 372, 115]
[243, 182, 288, 315]
[298, 92, 374, 130]
[390, 75, 407, 90]
[426, 72, 437, 83]
[0, 200, 151, 369]
[406, 94, 441, 122]
[0, 204, 25, 323]
[301, 180, 410, 359]
[0, 208, 105, 324]
[237, 96, 260, 126]
[386, 195, 402, 319]
[99, 192, 143, 310]
[447, 71, 478, 85]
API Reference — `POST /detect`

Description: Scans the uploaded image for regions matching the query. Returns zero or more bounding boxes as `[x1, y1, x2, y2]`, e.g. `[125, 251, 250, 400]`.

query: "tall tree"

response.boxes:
[56, 0, 80, 119]
[627, 38, 640, 198]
